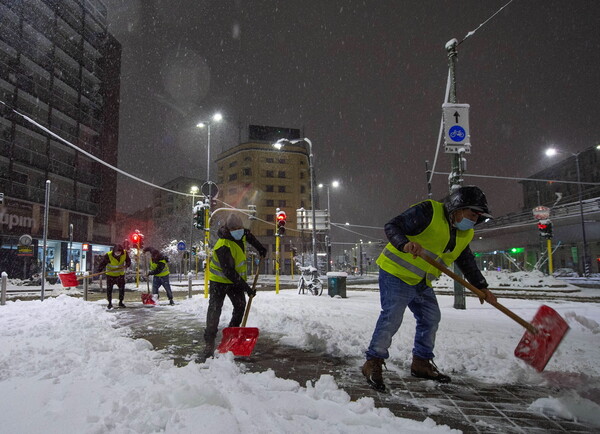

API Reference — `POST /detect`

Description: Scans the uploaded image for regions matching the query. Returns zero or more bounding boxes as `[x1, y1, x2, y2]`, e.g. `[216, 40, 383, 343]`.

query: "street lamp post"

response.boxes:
[546, 147, 594, 276]
[189, 185, 199, 273]
[196, 112, 223, 184]
[318, 180, 340, 272]
[274, 138, 318, 272]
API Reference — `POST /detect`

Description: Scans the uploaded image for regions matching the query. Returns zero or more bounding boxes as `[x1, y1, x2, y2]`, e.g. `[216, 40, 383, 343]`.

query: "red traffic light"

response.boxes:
[276, 210, 287, 236]
[537, 223, 547, 230]
[131, 233, 140, 243]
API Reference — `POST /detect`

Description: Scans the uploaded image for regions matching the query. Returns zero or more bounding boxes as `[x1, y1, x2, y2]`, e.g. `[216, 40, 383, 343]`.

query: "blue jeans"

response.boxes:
[366, 268, 441, 360]
[152, 275, 173, 300]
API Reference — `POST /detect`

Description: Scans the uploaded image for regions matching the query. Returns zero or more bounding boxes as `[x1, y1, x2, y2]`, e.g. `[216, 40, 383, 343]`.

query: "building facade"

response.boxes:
[472, 146, 600, 275]
[0, 0, 120, 279]
[215, 140, 324, 273]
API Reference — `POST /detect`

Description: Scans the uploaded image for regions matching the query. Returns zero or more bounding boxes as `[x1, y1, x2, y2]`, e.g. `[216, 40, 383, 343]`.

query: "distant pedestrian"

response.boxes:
[144, 247, 174, 305]
[362, 186, 497, 391]
[96, 244, 131, 309]
[203, 213, 267, 359]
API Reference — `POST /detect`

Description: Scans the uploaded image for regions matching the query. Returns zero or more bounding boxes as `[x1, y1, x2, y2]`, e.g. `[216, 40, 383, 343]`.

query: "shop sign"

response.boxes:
[17, 245, 34, 257]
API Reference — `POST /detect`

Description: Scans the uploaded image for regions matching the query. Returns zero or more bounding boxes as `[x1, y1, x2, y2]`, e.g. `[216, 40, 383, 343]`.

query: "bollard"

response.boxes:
[188, 271, 193, 299]
[83, 271, 89, 301]
[1, 271, 7, 306]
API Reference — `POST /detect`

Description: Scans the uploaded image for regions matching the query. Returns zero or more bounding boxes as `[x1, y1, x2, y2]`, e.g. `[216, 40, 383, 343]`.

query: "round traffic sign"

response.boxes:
[201, 181, 219, 198]
[177, 241, 186, 251]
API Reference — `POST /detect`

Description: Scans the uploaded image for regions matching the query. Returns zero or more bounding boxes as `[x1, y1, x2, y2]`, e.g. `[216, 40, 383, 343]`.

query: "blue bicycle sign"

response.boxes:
[448, 125, 466, 142]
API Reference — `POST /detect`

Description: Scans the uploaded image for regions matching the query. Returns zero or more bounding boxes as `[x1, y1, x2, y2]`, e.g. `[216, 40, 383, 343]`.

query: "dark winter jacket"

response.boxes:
[383, 200, 488, 289]
[213, 226, 267, 288]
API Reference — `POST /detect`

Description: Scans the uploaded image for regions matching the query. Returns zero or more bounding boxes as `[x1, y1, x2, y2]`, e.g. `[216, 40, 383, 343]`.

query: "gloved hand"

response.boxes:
[242, 280, 256, 297]
[478, 288, 497, 305]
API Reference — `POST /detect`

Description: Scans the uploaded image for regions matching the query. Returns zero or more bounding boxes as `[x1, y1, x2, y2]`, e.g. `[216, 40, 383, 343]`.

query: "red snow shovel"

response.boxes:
[420, 254, 569, 372]
[217, 260, 262, 356]
[58, 270, 107, 287]
[141, 258, 156, 305]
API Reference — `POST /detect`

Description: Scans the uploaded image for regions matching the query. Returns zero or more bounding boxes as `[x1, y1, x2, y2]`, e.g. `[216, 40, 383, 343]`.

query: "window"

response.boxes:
[266, 170, 274, 178]
[266, 158, 274, 163]
[243, 168, 251, 176]
[278, 171, 286, 178]
[266, 199, 274, 206]
[266, 185, 274, 192]
[278, 185, 286, 193]
[266, 214, 274, 222]
[229, 161, 238, 168]
[301, 185, 306, 193]
[228, 173, 238, 181]
[278, 200, 286, 207]
[278, 158, 286, 164]
[300, 172, 305, 179]
[266, 229, 274, 236]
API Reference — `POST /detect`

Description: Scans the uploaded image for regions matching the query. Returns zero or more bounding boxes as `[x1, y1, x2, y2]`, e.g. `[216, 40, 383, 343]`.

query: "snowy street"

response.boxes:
[1, 270, 600, 433]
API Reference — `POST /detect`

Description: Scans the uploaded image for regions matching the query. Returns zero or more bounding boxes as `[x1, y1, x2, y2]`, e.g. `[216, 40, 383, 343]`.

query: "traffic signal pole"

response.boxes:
[446, 39, 466, 310]
[203, 200, 210, 298]
[275, 234, 281, 294]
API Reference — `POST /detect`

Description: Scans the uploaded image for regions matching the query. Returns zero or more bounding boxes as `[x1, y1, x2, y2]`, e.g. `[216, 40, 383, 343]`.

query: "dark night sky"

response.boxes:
[106, 0, 600, 244]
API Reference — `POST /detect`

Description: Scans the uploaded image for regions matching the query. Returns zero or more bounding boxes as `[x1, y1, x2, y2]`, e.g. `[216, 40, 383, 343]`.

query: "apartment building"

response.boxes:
[0, 0, 121, 278]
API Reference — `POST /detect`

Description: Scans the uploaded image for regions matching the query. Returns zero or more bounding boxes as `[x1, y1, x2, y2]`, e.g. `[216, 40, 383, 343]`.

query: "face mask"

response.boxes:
[454, 217, 476, 231]
[230, 229, 244, 240]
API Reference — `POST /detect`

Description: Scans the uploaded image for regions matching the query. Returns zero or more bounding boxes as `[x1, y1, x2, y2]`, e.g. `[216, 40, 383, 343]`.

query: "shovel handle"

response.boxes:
[241, 258, 263, 327]
[420, 254, 538, 334]
[77, 270, 109, 280]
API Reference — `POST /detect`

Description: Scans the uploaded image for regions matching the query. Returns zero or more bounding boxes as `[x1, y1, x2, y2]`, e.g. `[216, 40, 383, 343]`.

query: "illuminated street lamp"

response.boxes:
[274, 138, 318, 272]
[196, 112, 223, 183]
[545, 146, 599, 276]
[318, 180, 340, 271]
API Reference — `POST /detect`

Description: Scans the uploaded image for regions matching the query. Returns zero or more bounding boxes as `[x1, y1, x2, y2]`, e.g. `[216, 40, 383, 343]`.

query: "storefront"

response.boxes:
[0, 197, 112, 280]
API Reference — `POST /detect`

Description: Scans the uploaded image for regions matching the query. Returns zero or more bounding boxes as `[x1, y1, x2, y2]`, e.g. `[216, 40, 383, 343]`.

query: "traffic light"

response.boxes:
[193, 205, 205, 229]
[537, 220, 553, 239]
[130, 230, 144, 249]
[276, 209, 287, 236]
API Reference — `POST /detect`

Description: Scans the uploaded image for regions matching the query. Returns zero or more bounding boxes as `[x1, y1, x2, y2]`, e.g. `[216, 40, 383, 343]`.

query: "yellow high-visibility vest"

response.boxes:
[376, 200, 473, 286]
[209, 237, 247, 283]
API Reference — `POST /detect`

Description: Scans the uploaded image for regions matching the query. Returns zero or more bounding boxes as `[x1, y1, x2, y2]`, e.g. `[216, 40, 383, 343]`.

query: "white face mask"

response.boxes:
[454, 217, 476, 231]
[230, 229, 244, 240]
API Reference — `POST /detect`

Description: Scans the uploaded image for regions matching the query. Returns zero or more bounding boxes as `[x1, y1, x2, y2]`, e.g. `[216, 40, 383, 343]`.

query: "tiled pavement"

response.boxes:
[114, 303, 598, 434]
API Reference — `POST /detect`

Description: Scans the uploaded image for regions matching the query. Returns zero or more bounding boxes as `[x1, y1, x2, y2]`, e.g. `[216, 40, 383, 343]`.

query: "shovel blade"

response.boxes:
[58, 271, 78, 287]
[514, 305, 569, 371]
[141, 293, 156, 305]
[218, 327, 260, 356]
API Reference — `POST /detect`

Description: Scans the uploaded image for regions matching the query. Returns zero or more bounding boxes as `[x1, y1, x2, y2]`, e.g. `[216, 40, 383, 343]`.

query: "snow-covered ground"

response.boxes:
[1, 271, 599, 433]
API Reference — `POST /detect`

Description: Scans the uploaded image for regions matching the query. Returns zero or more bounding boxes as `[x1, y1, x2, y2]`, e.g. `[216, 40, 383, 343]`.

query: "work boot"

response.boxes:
[411, 355, 451, 383]
[169, 299, 174, 306]
[361, 358, 386, 392]
[107, 303, 113, 310]
[118, 301, 126, 308]
[203, 342, 215, 360]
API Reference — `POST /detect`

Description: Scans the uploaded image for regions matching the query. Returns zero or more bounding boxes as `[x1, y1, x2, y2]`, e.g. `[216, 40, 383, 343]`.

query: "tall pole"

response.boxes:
[207, 123, 211, 183]
[40, 180, 51, 301]
[189, 192, 195, 273]
[575, 153, 590, 276]
[446, 38, 466, 309]
[306, 139, 318, 272]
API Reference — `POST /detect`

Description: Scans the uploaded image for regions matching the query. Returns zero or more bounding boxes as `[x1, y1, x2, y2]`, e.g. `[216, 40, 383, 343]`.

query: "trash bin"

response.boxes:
[327, 272, 348, 298]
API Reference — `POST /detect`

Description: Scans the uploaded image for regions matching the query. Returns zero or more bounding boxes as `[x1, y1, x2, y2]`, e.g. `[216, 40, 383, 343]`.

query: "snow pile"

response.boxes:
[0, 296, 458, 433]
